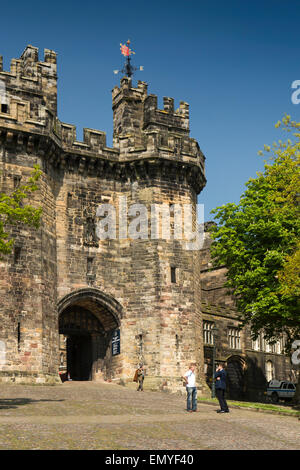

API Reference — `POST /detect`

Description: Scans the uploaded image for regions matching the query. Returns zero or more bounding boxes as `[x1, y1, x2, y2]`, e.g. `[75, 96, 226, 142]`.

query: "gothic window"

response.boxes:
[275, 338, 283, 354]
[228, 327, 241, 349]
[203, 321, 215, 345]
[251, 332, 261, 351]
[265, 360, 274, 382]
[263, 339, 276, 353]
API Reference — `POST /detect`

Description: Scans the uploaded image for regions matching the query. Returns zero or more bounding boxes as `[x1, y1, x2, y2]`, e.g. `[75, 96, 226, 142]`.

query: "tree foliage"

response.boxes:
[0, 165, 42, 257]
[210, 116, 300, 346]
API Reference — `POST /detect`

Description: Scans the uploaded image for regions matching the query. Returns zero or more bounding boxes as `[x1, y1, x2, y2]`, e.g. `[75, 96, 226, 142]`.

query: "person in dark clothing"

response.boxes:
[214, 364, 229, 413]
[137, 364, 145, 391]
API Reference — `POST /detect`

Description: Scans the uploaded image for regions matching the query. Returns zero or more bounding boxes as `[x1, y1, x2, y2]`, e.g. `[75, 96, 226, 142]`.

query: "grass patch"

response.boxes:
[198, 397, 300, 416]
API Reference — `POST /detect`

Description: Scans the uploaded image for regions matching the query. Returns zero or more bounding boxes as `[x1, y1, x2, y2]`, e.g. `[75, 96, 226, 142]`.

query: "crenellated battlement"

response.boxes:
[0, 45, 57, 116]
[59, 122, 116, 156]
[143, 95, 189, 134]
[112, 77, 189, 140]
[0, 45, 205, 185]
[0, 45, 57, 75]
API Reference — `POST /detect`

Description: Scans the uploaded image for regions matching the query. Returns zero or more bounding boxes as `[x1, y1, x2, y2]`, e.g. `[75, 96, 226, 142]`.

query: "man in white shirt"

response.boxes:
[182, 364, 197, 412]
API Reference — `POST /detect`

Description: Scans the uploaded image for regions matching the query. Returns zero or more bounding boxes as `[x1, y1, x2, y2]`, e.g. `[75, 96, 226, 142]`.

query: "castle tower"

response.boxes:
[0, 45, 207, 392]
[0, 46, 59, 383]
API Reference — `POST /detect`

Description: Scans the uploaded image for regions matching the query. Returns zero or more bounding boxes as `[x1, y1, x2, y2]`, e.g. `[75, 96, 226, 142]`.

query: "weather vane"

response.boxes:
[113, 39, 144, 78]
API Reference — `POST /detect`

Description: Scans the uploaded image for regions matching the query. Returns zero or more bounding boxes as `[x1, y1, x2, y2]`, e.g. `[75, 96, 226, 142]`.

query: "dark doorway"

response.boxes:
[227, 356, 245, 400]
[59, 306, 105, 381]
[67, 334, 93, 381]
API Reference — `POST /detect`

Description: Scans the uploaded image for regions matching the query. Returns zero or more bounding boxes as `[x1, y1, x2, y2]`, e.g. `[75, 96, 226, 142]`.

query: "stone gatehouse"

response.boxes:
[0, 45, 207, 391]
[0, 45, 295, 398]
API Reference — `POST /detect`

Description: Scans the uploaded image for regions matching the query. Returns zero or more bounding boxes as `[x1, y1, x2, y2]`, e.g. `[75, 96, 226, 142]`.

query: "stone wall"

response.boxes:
[0, 153, 58, 383]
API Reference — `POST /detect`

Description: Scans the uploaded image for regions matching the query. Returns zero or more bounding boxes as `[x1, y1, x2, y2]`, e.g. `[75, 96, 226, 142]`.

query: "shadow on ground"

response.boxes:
[0, 398, 65, 410]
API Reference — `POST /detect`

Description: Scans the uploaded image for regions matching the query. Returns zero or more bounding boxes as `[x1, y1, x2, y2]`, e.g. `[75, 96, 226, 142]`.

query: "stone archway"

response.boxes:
[226, 355, 246, 400]
[57, 288, 123, 382]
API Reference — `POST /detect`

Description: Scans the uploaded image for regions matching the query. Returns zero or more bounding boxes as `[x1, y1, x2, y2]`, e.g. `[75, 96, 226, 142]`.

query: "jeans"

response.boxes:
[186, 386, 197, 411]
[137, 378, 144, 391]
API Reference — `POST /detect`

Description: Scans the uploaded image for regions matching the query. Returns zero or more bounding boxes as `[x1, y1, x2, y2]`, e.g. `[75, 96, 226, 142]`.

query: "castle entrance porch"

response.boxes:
[57, 289, 122, 382]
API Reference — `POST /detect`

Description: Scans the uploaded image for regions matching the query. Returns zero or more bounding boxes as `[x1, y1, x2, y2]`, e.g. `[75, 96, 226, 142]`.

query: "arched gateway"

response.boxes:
[226, 355, 246, 400]
[58, 289, 123, 381]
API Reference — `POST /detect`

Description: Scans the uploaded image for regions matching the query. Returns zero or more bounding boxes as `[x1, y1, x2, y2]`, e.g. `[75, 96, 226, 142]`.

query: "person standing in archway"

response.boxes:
[215, 364, 229, 413]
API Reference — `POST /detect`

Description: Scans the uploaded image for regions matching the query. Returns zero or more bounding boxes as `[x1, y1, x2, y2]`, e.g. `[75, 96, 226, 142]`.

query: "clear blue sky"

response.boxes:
[1, 0, 299, 220]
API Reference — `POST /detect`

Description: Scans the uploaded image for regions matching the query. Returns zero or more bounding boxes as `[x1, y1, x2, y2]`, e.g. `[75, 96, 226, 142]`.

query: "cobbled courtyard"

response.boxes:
[0, 381, 299, 450]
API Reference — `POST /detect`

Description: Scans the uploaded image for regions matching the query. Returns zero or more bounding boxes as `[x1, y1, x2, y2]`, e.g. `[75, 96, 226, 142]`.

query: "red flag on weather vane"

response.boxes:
[120, 40, 135, 57]
[114, 39, 142, 78]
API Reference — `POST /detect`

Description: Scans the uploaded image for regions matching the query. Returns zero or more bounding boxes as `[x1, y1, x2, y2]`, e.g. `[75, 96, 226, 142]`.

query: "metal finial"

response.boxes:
[113, 40, 143, 79]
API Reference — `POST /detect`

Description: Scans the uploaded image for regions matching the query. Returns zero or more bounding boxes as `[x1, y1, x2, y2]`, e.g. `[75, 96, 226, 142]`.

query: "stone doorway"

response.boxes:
[66, 334, 93, 381]
[226, 355, 245, 400]
[58, 288, 122, 382]
[59, 307, 105, 381]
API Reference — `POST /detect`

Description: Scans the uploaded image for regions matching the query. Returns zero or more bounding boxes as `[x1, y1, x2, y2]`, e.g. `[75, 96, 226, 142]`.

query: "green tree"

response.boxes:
[210, 116, 300, 398]
[0, 165, 42, 257]
[278, 240, 300, 298]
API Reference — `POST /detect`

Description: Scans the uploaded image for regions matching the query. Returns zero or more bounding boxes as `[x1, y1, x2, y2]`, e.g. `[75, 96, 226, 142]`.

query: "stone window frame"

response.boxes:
[251, 331, 261, 351]
[252, 331, 284, 355]
[265, 359, 274, 382]
[203, 320, 215, 345]
[228, 327, 241, 350]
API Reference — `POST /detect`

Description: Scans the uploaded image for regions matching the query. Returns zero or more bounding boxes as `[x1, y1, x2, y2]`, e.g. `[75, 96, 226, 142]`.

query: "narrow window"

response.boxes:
[265, 360, 274, 382]
[171, 266, 176, 283]
[13, 175, 21, 189]
[228, 327, 241, 349]
[17, 322, 21, 351]
[14, 246, 21, 264]
[87, 257, 93, 274]
[1, 103, 8, 113]
[203, 321, 215, 345]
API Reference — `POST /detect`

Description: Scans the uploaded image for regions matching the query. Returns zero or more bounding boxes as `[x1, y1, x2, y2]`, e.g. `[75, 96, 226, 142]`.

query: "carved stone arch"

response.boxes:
[225, 355, 246, 400]
[225, 354, 246, 369]
[57, 288, 123, 382]
[57, 287, 123, 331]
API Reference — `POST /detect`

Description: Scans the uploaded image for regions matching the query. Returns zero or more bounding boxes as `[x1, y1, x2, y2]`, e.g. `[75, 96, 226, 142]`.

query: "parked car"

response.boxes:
[266, 380, 296, 403]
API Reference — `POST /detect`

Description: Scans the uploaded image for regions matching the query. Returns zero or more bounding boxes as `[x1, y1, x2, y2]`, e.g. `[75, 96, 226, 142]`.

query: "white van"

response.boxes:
[266, 380, 296, 403]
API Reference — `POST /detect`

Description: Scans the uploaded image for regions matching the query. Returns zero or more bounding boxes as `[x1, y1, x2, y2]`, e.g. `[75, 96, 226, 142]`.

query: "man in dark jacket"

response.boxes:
[137, 364, 145, 391]
[214, 364, 229, 413]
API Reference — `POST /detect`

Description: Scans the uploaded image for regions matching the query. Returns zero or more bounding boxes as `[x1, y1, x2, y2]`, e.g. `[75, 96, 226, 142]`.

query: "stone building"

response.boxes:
[0, 45, 207, 391]
[200, 224, 296, 401]
[0, 45, 295, 399]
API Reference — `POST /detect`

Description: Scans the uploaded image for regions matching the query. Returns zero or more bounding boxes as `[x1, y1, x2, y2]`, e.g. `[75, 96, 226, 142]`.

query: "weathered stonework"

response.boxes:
[0, 45, 208, 392]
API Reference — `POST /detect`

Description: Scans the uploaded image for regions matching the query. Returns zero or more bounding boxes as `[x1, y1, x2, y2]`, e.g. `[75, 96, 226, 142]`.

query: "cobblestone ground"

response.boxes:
[0, 381, 299, 450]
